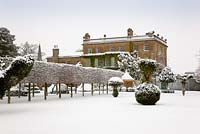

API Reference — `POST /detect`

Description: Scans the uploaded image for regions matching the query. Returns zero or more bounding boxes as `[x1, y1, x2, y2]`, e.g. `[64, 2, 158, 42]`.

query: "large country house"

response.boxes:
[47, 28, 168, 69]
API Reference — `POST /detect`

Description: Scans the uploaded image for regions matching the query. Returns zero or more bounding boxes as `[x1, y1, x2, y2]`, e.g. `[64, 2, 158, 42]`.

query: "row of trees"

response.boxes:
[0, 27, 44, 59]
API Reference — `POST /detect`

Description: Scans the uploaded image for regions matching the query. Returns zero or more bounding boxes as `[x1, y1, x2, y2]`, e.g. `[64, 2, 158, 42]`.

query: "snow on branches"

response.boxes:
[108, 77, 123, 87]
[118, 51, 140, 80]
[158, 66, 176, 83]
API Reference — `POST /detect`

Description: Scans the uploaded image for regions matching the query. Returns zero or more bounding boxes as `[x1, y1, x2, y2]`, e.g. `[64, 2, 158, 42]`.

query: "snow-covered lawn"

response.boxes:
[1, 91, 200, 134]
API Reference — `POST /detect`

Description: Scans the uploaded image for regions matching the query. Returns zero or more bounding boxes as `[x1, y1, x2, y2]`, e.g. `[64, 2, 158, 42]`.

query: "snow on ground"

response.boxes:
[1, 91, 200, 134]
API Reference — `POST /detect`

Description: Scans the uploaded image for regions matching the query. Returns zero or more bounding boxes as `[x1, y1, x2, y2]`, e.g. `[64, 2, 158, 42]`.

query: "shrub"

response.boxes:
[135, 83, 160, 105]
[0, 55, 34, 99]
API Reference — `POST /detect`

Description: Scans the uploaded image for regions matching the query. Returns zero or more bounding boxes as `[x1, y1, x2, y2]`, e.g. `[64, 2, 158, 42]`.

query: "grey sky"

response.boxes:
[1, 0, 200, 73]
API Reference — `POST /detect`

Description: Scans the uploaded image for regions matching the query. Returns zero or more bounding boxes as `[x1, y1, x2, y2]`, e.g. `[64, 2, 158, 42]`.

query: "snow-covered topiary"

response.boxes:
[118, 51, 141, 80]
[159, 66, 176, 83]
[158, 66, 176, 92]
[108, 77, 123, 97]
[176, 74, 193, 96]
[135, 59, 160, 105]
[0, 55, 34, 99]
[135, 83, 160, 105]
[138, 59, 157, 82]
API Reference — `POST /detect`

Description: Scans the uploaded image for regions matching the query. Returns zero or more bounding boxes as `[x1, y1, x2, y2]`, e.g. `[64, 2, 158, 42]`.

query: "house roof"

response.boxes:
[83, 35, 167, 46]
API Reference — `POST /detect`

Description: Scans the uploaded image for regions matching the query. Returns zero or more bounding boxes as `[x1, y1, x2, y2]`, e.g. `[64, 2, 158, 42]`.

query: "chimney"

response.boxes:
[127, 28, 133, 37]
[53, 45, 59, 57]
[83, 33, 90, 41]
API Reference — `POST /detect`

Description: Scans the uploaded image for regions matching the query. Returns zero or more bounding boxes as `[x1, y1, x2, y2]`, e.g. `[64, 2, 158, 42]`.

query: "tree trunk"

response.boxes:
[7, 88, 11, 104]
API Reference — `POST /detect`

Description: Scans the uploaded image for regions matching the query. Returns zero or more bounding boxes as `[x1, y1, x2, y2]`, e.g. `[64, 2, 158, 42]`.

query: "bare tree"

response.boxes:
[18, 41, 38, 56]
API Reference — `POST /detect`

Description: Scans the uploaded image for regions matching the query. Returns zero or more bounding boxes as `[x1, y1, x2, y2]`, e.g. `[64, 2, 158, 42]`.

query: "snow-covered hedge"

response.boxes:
[135, 83, 160, 105]
[23, 61, 124, 85]
[0, 55, 34, 99]
[159, 66, 176, 83]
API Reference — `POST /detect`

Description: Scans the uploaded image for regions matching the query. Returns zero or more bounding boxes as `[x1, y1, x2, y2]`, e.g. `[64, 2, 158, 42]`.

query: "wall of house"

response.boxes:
[83, 40, 167, 66]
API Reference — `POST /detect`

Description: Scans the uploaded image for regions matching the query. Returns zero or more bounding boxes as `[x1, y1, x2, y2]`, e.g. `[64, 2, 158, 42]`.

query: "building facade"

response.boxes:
[47, 28, 168, 69]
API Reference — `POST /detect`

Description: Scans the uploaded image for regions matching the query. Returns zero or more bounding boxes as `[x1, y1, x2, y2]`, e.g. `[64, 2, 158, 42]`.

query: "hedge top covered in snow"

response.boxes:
[23, 61, 124, 85]
[0, 55, 34, 79]
[158, 66, 176, 83]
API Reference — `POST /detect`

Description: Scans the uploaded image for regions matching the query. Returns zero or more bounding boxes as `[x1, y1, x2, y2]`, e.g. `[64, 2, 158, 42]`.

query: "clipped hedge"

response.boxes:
[135, 83, 160, 105]
[0, 55, 34, 99]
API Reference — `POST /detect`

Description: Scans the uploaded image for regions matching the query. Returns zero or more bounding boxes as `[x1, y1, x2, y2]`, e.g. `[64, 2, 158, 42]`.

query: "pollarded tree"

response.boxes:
[176, 74, 193, 96]
[108, 77, 123, 97]
[0, 27, 18, 57]
[118, 51, 141, 80]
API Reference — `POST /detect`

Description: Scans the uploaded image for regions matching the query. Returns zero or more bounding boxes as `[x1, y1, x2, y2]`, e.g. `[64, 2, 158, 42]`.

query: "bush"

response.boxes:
[135, 83, 160, 105]
[0, 55, 34, 99]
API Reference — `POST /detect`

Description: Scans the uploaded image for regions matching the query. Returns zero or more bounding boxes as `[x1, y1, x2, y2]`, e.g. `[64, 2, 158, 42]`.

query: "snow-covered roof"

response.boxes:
[83, 35, 167, 46]
[47, 52, 83, 59]
[121, 71, 134, 80]
[59, 52, 83, 57]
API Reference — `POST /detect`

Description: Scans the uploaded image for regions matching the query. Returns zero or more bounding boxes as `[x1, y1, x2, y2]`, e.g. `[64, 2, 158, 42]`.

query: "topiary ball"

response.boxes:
[135, 83, 160, 105]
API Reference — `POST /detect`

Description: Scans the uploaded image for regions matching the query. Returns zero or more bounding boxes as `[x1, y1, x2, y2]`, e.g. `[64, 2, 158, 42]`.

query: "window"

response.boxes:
[86, 59, 91, 67]
[134, 45, 139, 51]
[98, 58, 104, 67]
[109, 47, 115, 52]
[96, 48, 101, 53]
[144, 44, 150, 51]
[111, 57, 115, 67]
[87, 48, 92, 53]
[94, 58, 98, 67]
[119, 46, 125, 51]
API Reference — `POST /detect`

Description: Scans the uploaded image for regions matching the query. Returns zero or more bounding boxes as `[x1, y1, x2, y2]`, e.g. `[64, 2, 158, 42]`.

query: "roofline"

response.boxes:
[82, 35, 167, 47]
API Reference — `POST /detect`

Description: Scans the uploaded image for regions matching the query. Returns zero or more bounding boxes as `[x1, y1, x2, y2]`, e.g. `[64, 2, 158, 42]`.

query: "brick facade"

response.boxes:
[47, 28, 168, 69]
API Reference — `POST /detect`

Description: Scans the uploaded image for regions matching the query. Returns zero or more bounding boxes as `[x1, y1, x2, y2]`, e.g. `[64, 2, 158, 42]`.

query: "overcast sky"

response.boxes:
[1, 0, 200, 73]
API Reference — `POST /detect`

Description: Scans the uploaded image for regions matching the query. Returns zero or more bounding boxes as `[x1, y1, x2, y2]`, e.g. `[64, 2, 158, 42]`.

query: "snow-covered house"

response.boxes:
[47, 28, 168, 69]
